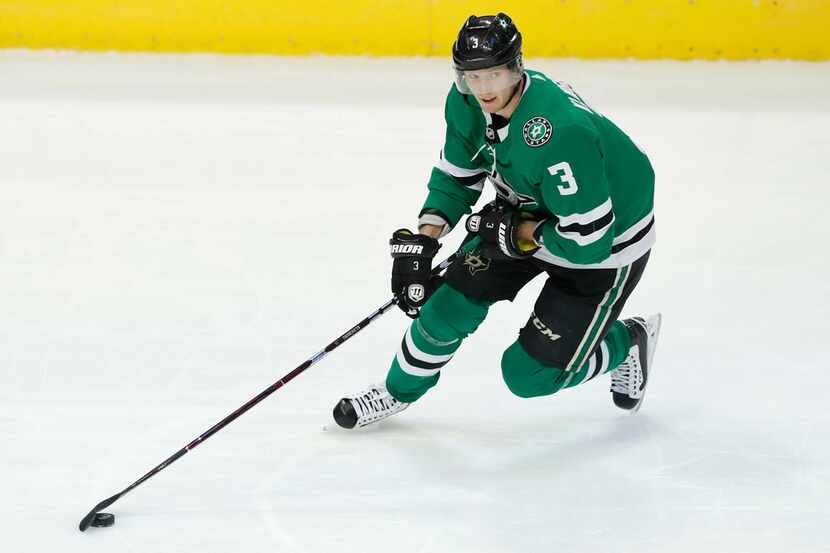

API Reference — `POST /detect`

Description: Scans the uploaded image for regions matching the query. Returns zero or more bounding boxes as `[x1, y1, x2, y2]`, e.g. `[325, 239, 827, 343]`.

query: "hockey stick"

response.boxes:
[78, 253, 456, 532]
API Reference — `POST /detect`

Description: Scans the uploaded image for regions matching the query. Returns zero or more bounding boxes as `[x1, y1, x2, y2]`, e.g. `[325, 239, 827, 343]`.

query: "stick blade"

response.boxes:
[78, 510, 97, 532]
[78, 494, 120, 532]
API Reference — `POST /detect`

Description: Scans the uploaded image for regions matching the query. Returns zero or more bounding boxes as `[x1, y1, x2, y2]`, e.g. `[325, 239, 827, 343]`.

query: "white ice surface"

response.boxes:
[1, 51, 829, 552]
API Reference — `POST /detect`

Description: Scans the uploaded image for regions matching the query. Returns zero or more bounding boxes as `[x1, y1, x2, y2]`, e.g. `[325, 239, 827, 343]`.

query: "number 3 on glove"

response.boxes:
[465, 204, 541, 260]
[389, 229, 441, 318]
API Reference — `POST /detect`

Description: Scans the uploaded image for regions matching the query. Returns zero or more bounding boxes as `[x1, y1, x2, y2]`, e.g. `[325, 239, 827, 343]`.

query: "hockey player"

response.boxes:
[333, 13, 661, 429]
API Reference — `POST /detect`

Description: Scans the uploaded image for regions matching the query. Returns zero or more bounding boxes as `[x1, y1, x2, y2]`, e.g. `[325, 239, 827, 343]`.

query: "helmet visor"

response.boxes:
[454, 62, 522, 96]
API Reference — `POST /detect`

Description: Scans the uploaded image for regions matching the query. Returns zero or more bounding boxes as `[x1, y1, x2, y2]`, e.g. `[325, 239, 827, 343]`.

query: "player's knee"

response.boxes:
[518, 315, 574, 368]
[500, 341, 565, 398]
[419, 284, 488, 343]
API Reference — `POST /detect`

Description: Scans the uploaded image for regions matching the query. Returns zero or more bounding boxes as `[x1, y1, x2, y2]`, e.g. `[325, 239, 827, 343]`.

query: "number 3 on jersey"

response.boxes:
[548, 162, 578, 195]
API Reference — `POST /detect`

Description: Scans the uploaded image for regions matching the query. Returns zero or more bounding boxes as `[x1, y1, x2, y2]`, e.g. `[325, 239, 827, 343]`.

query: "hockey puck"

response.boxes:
[90, 513, 115, 527]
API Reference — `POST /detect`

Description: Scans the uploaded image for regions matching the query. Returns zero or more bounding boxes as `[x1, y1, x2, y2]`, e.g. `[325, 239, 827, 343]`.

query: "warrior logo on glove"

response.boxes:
[391, 244, 425, 255]
[407, 284, 426, 303]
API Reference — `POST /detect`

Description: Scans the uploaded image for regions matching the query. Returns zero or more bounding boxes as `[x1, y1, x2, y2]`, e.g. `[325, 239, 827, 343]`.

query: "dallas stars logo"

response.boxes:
[522, 116, 553, 147]
[464, 252, 491, 275]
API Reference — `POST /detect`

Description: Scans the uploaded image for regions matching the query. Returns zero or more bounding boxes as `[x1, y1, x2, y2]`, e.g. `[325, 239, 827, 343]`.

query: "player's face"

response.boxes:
[473, 85, 511, 113]
[457, 65, 520, 113]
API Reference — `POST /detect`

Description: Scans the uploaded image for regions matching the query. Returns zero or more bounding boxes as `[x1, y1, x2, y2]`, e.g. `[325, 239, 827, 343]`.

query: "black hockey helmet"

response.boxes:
[452, 13, 523, 72]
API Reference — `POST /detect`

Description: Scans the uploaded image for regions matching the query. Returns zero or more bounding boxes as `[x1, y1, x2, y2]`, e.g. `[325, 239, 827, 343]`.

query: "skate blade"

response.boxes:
[321, 420, 387, 433]
[632, 313, 662, 414]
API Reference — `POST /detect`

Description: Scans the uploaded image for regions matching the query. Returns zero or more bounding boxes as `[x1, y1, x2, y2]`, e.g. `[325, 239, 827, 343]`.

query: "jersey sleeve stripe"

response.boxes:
[612, 210, 654, 246]
[555, 198, 613, 227]
[452, 173, 486, 191]
[611, 217, 654, 254]
[557, 209, 615, 236]
[437, 149, 486, 179]
[555, 213, 615, 246]
[533, 223, 653, 269]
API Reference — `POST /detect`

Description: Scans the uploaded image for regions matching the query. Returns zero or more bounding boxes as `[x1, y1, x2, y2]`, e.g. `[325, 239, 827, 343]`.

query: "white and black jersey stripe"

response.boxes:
[554, 198, 615, 247]
[534, 210, 655, 269]
[436, 149, 486, 192]
[611, 210, 654, 254]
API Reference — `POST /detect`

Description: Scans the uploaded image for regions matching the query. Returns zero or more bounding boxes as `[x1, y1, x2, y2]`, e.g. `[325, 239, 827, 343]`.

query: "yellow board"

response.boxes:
[1, 1, 828, 59]
[433, 0, 830, 60]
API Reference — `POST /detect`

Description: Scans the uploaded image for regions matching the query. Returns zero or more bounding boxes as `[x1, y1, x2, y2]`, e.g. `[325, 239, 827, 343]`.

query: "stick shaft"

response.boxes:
[79, 253, 455, 530]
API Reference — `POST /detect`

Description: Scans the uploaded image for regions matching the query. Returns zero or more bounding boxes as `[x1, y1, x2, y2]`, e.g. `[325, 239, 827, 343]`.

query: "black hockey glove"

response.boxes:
[466, 202, 541, 260]
[390, 229, 441, 318]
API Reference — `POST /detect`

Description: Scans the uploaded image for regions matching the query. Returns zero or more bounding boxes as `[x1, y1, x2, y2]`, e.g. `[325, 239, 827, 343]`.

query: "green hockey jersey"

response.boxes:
[419, 69, 655, 269]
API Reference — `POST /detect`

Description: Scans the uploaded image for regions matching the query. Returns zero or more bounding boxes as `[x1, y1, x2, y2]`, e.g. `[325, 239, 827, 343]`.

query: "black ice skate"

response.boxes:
[333, 381, 410, 429]
[610, 314, 662, 412]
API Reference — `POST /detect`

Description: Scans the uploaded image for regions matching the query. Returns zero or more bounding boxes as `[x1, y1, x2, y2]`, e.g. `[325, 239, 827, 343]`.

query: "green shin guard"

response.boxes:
[386, 285, 489, 403]
[500, 320, 631, 398]
[500, 342, 564, 398]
